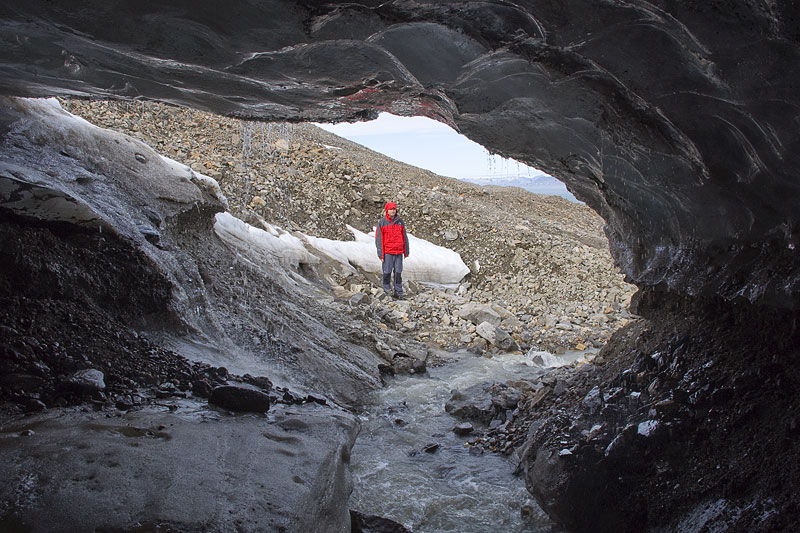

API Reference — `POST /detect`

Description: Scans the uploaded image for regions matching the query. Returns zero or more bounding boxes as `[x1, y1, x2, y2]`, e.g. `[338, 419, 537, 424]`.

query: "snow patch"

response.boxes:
[158, 154, 229, 208]
[214, 217, 470, 286]
[214, 212, 318, 269]
[304, 225, 469, 284]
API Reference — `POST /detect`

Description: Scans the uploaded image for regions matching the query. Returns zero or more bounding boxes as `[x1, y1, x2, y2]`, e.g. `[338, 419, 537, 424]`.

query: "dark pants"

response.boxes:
[382, 254, 404, 294]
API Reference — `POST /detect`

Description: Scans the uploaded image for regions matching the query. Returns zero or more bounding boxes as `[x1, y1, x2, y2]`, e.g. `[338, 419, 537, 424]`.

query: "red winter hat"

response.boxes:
[384, 202, 397, 212]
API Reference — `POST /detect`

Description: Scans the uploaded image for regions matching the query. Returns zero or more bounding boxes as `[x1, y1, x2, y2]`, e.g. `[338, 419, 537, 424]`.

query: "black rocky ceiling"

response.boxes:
[2, 0, 799, 308]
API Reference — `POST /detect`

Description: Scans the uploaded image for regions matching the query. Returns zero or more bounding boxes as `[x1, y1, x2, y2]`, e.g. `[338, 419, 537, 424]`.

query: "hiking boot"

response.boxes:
[393, 292, 404, 300]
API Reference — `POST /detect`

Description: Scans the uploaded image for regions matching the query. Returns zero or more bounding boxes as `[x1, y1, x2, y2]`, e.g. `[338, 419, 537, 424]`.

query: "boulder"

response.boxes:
[475, 321, 498, 344]
[582, 387, 604, 413]
[62, 369, 105, 393]
[209, 385, 271, 413]
[390, 353, 426, 375]
[349, 293, 370, 306]
[445, 383, 496, 425]
[490, 384, 522, 411]
[422, 443, 440, 453]
[453, 422, 474, 436]
[457, 303, 502, 326]
[475, 322, 518, 351]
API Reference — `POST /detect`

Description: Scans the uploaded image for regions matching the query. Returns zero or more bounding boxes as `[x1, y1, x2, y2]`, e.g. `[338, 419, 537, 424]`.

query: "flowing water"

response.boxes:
[350, 350, 587, 532]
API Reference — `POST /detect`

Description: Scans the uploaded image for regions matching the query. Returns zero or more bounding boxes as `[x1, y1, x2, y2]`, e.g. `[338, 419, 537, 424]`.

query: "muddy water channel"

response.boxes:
[350, 350, 586, 532]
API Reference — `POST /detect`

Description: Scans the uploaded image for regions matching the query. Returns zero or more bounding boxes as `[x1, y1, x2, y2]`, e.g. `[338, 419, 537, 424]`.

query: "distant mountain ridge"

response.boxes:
[459, 174, 578, 202]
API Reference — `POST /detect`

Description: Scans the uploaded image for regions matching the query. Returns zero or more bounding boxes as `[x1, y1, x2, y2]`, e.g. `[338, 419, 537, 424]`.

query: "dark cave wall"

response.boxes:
[0, 0, 799, 309]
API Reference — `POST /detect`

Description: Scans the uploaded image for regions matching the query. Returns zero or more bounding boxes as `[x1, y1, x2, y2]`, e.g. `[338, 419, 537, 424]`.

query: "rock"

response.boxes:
[490, 304, 514, 320]
[445, 384, 496, 425]
[475, 322, 518, 351]
[390, 353, 425, 375]
[192, 379, 214, 398]
[115, 397, 134, 411]
[475, 321, 498, 344]
[242, 375, 274, 392]
[501, 316, 523, 331]
[63, 369, 105, 393]
[422, 443, 440, 453]
[520, 501, 536, 520]
[582, 387, 603, 413]
[491, 385, 522, 410]
[349, 293, 370, 306]
[156, 382, 182, 398]
[583, 424, 605, 441]
[208, 366, 229, 380]
[411, 359, 427, 374]
[443, 230, 458, 241]
[637, 420, 659, 438]
[471, 338, 488, 352]
[457, 303, 502, 326]
[209, 385, 271, 413]
[453, 422, 474, 436]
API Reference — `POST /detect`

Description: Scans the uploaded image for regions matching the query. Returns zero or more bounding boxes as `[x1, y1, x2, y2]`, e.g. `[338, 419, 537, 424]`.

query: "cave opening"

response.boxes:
[56, 96, 636, 354]
[2, 0, 800, 530]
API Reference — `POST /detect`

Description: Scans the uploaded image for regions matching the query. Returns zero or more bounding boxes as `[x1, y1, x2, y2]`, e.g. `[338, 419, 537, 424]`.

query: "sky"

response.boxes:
[315, 113, 546, 180]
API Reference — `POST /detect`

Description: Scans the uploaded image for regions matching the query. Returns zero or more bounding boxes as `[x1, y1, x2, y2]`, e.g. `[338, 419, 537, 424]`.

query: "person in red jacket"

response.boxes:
[375, 201, 410, 299]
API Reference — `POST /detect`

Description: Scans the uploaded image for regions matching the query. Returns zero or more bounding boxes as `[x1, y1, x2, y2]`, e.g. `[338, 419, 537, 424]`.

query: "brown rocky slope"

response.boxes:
[60, 98, 634, 355]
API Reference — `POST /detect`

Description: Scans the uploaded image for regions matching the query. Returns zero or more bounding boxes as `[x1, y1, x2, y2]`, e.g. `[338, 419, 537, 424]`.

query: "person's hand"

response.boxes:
[404, 254, 409, 258]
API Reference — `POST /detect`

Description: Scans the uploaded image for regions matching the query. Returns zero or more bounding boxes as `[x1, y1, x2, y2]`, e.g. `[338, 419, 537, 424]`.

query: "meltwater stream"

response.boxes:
[350, 350, 585, 532]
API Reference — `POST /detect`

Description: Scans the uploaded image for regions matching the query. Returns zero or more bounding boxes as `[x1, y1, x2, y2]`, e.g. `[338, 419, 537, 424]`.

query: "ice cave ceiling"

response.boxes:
[1, 0, 799, 308]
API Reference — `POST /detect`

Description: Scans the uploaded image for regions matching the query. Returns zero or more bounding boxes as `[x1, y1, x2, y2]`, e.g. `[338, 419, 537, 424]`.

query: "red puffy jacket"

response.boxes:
[376, 214, 409, 259]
